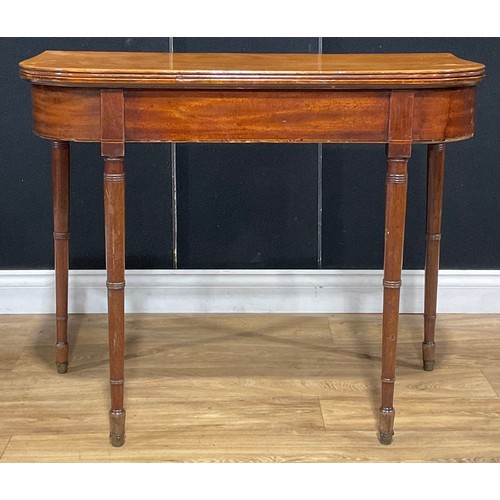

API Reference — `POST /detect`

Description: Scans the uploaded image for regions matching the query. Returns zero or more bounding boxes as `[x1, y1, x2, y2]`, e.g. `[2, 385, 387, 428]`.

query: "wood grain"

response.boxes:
[52, 140, 69, 373]
[480, 367, 500, 397]
[103, 154, 126, 446]
[3, 430, 500, 463]
[423, 144, 446, 370]
[0, 342, 25, 371]
[1, 313, 499, 462]
[379, 90, 413, 444]
[19, 51, 485, 88]
[30, 85, 477, 144]
[124, 89, 390, 143]
[321, 397, 500, 431]
[0, 436, 11, 460]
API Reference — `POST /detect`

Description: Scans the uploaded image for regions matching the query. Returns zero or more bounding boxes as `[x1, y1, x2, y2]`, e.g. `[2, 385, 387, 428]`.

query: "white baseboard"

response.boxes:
[0, 269, 499, 314]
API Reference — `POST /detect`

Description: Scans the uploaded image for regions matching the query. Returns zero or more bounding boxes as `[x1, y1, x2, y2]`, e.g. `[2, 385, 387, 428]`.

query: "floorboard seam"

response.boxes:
[317, 397, 327, 430]
[479, 367, 500, 397]
[0, 435, 12, 461]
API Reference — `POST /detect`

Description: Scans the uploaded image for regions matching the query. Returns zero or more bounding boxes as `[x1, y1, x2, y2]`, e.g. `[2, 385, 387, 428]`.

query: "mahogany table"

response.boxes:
[19, 51, 485, 447]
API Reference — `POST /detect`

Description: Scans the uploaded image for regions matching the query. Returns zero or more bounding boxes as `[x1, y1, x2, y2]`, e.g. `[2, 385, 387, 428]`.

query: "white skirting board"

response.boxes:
[0, 269, 499, 314]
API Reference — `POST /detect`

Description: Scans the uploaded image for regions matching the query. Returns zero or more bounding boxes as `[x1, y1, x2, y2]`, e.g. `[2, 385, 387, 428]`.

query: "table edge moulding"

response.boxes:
[19, 51, 485, 447]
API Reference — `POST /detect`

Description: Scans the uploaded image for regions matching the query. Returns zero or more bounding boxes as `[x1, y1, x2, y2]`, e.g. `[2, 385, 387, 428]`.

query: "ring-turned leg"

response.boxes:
[104, 156, 126, 447]
[378, 91, 413, 445]
[379, 157, 409, 445]
[101, 89, 127, 447]
[52, 141, 70, 374]
[423, 144, 445, 371]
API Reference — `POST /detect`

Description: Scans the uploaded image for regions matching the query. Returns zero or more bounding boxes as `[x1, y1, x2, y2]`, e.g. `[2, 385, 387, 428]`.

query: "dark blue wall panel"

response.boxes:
[174, 38, 319, 269]
[1, 38, 498, 271]
[0, 38, 172, 269]
[322, 38, 500, 269]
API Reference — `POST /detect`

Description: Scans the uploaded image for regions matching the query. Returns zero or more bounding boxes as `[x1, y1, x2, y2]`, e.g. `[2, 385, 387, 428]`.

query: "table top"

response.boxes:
[19, 51, 485, 89]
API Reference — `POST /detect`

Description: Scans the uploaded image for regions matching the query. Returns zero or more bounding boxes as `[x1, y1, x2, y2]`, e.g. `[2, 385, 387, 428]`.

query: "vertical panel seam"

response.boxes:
[317, 36, 323, 269]
[169, 36, 178, 269]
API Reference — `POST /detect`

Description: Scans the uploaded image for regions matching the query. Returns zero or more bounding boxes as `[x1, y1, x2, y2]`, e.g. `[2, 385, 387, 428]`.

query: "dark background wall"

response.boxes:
[1, 38, 498, 271]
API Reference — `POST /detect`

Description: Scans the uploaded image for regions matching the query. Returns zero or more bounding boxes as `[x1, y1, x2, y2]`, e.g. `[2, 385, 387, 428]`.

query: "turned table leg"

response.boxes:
[379, 156, 409, 444]
[101, 90, 126, 447]
[52, 140, 70, 374]
[103, 156, 126, 447]
[423, 143, 445, 371]
[378, 91, 413, 445]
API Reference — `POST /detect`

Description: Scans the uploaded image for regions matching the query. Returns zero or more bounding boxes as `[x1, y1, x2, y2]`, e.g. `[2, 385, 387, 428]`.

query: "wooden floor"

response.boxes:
[0, 313, 499, 462]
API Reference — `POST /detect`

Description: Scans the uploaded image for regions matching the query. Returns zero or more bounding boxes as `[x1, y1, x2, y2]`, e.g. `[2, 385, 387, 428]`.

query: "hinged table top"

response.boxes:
[19, 51, 485, 89]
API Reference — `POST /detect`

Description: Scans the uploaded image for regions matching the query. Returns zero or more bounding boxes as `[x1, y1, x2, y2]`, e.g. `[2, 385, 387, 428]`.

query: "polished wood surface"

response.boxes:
[379, 91, 413, 444]
[103, 157, 126, 447]
[19, 51, 484, 88]
[51, 141, 69, 374]
[19, 51, 484, 448]
[30, 86, 477, 144]
[1, 313, 499, 462]
[424, 144, 446, 371]
[101, 90, 127, 445]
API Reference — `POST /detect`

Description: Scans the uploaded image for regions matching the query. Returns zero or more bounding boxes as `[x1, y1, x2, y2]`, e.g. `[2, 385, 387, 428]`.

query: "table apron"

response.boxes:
[31, 86, 476, 144]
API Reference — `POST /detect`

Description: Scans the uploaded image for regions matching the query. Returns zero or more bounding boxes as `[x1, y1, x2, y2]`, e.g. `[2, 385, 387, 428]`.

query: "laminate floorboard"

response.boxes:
[0, 313, 499, 462]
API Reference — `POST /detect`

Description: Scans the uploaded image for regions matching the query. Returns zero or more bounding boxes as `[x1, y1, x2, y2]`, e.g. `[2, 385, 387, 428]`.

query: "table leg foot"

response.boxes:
[378, 432, 394, 445]
[56, 361, 68, 374]
[378, 407, 395, 445]
[109, 409, 126, 447]
[422, 340, 436, 371]
[423, 361, 435, 372]
[55, 340, 69, 373]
